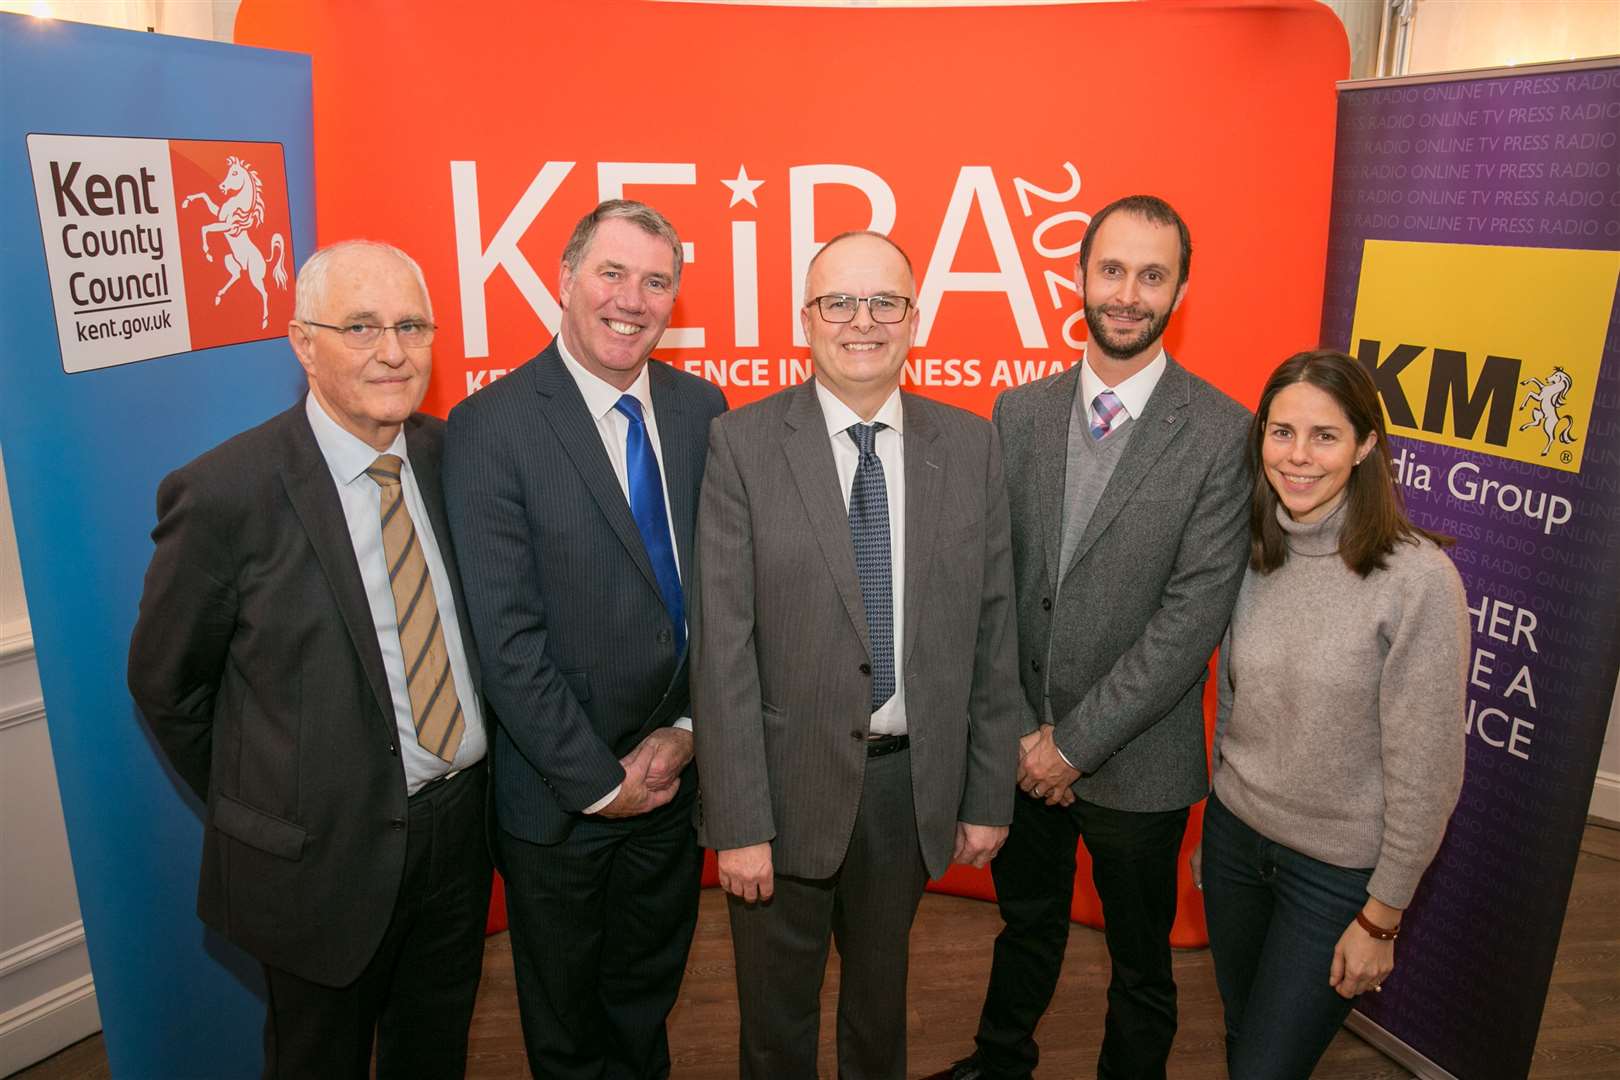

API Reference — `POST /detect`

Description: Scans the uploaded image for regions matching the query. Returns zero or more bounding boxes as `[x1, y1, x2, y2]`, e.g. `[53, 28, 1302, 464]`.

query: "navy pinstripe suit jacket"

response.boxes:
[444, 341, 727, 843]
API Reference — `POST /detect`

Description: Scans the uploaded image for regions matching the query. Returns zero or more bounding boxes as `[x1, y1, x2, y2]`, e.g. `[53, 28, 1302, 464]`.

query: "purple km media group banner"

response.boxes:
[1321, 58, 1620, 1079]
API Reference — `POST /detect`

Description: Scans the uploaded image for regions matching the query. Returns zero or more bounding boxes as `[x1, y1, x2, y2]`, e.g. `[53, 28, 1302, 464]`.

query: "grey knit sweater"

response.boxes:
[1212, 500, 1468, 908]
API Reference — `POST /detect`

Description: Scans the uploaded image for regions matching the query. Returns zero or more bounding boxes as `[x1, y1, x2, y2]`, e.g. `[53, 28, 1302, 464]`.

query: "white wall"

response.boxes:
[1407, 0, 1620, 74]
[0, 450, 101, 1073]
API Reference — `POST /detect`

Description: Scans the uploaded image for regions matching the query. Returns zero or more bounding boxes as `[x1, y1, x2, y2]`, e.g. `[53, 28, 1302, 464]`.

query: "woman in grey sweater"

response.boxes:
[1199, 350, 1468, 1078]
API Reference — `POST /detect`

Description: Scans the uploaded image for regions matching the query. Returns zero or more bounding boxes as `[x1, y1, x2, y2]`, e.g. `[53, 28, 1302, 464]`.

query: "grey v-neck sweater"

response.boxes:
[1212, 500, 1469, 908]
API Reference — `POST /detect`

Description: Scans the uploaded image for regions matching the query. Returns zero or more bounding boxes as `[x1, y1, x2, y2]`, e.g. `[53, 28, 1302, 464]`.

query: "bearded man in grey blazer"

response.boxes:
[692, 230, 1026, 1080]
[939, 195, 1252, 1080]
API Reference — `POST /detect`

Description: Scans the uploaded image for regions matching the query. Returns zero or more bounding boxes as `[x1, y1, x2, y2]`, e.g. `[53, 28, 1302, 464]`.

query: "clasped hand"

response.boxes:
[1017, 724, 1079, 807]
[598, 727, 692, 818]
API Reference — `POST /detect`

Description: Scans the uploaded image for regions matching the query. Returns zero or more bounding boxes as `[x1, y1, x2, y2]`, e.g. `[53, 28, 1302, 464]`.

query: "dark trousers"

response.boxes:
[498, 788, 702, 1080]
[727, 746, 930, 1080]
[261, 764, 493, 1080]
[1201, 794, 1371, 1079]
[975, 790, 1188, 1080]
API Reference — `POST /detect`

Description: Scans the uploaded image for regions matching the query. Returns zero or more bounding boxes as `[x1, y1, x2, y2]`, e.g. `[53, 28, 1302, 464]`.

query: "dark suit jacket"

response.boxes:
[444, 341, 727, 845]
[691, 381, 1026, 880]
[127, 402, 481, 987]
[993, 356, 1251, 812]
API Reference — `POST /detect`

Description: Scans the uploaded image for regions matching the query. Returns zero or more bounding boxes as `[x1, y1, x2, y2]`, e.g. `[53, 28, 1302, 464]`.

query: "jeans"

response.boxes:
[1201, 793, 1373, 1079]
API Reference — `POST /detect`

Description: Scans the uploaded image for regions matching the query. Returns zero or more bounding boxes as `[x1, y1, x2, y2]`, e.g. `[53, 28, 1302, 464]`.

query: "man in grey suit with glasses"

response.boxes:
[692, 230, 1026, 1080]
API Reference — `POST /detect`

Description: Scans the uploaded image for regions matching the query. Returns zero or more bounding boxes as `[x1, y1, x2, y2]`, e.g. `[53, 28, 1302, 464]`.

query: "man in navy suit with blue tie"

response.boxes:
[445, 200, 726, 1080]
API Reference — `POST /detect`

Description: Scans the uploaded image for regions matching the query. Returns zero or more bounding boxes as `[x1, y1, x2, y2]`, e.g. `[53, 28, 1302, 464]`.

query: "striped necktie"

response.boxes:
[366, 454, 464, 763]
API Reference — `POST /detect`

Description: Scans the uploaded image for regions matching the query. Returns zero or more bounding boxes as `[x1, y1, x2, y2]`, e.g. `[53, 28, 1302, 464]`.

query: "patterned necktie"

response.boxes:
[365, 454, 464, 763]
[1090, 389, 1126, 441]
[614, 395, 685, 654]
[847, 422, 895, 713]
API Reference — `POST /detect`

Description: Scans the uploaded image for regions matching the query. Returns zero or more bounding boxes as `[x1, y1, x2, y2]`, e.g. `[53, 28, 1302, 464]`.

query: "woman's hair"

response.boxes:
[1249, 349, 1450, 576]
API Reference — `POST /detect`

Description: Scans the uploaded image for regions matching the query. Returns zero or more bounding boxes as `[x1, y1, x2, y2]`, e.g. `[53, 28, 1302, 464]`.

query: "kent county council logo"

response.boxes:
[181, 155, 289, 330]
[27, 133, 296, 374]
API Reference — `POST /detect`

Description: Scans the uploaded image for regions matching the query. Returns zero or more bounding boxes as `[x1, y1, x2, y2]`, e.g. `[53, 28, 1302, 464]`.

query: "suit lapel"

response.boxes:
[529, 345, 662, 597]
[901, 393, 941, 668]
[783, 381, 870, 653]
[278, 405, 396, 733]
[1067, 357, 1192, 572]
[1034, 365, 1080, 590]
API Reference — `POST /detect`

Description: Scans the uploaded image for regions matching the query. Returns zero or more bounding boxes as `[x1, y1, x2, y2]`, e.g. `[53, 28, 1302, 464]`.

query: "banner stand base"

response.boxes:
[1345, 1012, 1455, 1080]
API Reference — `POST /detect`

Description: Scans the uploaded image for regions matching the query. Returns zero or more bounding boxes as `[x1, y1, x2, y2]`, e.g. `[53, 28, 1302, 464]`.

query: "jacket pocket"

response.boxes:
[562, 669, 591, 703]
[211, 792, 307, 860]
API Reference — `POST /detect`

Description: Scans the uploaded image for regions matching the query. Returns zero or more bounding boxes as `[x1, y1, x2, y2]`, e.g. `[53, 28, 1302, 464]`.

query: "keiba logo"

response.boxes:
[1349, 240, 1620, 473]
[181, 155, 290, 329]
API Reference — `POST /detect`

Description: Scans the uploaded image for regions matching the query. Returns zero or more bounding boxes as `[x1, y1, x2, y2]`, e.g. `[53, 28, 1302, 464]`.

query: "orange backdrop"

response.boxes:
[236, 0, 1347, 946]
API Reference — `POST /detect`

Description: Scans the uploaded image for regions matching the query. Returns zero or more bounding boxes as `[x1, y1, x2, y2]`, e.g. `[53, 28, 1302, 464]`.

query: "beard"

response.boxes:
[1084, 301, 1174, 361]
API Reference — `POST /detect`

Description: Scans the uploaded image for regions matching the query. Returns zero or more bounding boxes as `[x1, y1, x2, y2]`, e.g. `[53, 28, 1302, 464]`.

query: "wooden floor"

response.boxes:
[16, 822, 1620, 1079]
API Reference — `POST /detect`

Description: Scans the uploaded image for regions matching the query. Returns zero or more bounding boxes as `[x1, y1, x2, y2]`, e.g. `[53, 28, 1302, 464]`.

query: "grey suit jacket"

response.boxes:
[692, 380, 1025, 880]
[993, 357, 1250, 813]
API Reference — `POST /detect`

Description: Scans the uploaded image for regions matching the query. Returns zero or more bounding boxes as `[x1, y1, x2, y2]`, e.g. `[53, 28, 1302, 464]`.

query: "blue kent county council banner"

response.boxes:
[1321, 58, 1620, 1080]
[0, 15, 312, 1078]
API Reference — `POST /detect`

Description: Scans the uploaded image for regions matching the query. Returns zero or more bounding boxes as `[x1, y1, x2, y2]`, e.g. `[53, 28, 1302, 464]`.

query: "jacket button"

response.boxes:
[1031, 659, 1042, 673]
[1041, 597, 1052, 611]
[657, 628, 672, 645]
[851, 730, 865, 740]
[389, 818, 406, 830]
[388, 742, 398, 754]
[859, 662, 872, 675]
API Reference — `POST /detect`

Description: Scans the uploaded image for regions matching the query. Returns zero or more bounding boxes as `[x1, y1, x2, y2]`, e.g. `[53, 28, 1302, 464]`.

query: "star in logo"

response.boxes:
[722, 165, 764, 208]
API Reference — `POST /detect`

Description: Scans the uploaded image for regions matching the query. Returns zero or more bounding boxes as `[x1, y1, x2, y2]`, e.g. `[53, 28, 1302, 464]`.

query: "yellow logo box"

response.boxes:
[1350, 240, 1620, 474]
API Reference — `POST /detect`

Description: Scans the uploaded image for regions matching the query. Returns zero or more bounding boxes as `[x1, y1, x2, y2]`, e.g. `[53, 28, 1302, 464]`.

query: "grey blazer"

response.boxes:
[691, 380, 1026, 879]
[993, 357, 1250, 813]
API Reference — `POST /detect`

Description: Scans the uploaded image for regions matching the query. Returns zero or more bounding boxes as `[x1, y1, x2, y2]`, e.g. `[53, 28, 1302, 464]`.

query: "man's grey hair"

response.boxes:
[294, 240, 434, 322]
[561, 200, 684, 289]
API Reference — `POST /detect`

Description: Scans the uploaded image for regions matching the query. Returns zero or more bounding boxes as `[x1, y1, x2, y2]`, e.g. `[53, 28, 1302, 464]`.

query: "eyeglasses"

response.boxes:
[303, 320, 437, 349]
[807, 294, 913, 324]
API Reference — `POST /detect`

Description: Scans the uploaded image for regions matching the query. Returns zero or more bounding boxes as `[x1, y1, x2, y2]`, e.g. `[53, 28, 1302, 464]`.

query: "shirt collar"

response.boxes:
[1078, 347, 1167, 421]
[815, 381, 904, 440]
[557, 334, 653, 420]
[305, 392, 409, 486]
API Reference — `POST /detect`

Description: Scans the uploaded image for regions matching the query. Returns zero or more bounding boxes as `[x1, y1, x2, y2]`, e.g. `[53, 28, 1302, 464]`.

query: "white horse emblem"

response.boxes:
[1517, 366, 1577, 457]
[181, 156, 288, 329]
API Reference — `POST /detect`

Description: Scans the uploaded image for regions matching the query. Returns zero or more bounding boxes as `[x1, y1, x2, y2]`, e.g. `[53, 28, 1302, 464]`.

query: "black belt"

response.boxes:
[866, 733, 909, 758]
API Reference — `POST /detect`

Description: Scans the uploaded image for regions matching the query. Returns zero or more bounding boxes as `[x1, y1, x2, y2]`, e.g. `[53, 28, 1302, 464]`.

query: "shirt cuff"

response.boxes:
[1055, 742, 1076, 769]
[674, 716, 693, 732]
[583, 783, 621, 815]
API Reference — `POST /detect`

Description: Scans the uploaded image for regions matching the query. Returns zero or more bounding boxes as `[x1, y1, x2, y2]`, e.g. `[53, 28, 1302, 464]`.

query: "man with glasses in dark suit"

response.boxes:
[130, 239, 491, 1078]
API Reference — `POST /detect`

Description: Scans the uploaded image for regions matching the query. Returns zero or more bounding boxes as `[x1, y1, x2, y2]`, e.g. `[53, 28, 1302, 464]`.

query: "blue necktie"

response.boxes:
[615, 395, 685, 654]
[847, 422, 894, 713]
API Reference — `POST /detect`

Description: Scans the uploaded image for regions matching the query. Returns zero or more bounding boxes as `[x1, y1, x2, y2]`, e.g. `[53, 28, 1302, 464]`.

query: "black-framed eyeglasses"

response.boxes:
[303, 320, 437, 349]
[807, 294, 913, 324]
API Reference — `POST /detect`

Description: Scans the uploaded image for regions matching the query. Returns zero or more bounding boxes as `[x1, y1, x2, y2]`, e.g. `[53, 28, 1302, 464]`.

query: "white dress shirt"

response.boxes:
[305, 393, 486, 795]
[816, 382, 908, 736]
[556, 336, 691, 813]
[1079, 346, 1168, 424]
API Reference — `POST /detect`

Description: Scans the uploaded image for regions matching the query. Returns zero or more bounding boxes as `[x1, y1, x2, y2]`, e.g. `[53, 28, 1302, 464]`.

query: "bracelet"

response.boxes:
[1355, 910, 1401, 941]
